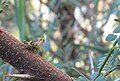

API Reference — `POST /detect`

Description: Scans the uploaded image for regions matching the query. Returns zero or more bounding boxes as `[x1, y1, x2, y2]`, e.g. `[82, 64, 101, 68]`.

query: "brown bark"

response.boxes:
[0, 27, 73, 81]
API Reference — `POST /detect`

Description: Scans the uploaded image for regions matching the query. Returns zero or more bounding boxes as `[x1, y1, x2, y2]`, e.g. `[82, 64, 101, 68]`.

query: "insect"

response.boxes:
[24, 36, 45, 54]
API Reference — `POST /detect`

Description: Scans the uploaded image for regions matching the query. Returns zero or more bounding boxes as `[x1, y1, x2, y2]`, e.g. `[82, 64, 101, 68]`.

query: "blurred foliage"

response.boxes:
[0, 0, 120, 81]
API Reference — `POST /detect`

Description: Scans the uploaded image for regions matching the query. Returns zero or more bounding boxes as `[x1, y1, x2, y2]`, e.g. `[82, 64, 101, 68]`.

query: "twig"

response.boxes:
[94, 39, 118, 81]
[0, 27, 74, 81]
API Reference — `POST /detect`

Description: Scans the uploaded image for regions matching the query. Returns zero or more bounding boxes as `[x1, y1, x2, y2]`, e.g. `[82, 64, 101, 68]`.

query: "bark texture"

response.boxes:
[0, 27, 73, 81]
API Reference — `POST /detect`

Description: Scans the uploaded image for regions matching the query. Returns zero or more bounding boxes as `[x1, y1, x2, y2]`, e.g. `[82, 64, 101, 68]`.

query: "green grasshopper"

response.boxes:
[24, 36, 45, 54]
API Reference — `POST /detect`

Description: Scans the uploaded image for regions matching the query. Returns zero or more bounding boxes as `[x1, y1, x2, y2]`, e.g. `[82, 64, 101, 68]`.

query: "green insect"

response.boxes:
[24, 36, 45, 54]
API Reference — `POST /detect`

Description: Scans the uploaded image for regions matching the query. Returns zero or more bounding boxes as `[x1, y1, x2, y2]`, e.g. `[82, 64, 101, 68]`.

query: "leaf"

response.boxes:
[113, 26, 120, 33]
[109, 58, 118, 70]
[112, 48, 119, 60]
[91, 72, 99, 80]
[109, 48, 119, 69]
[118, 36, 120, 45]
[78, 76, 86, 81]
[97, 76, 106, 81]
[75, 76, 88, 81]
[92, 72, 106, 81]
[98, 55, 110, 70]
[115, 78, 120, 81]
[106, 34, 117, 41]
[71, 67, 89, 81]
[14, 0, 27, 41]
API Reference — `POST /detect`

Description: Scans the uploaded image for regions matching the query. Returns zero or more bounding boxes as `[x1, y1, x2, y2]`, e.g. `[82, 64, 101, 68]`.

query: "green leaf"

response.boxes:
[71, 67, 89, 81]
[112, 48, 119, 60]
[98, 55, 109, 70]
[113, 26, 120, 33]
[118, 36, 120, 45]
[97, 76, 106, 81]
[92, 72, 106, 81]
[75, 76, 87, 81]
[109, 58, 118, 70]
[14, 0, 27, 41]
[91, 72, 99, 80]
[106, 34, 117, 41]
[108, 48, 119, 69]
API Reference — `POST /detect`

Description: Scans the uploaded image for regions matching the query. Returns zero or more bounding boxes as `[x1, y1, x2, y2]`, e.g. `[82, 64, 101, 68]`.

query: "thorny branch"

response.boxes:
[0, 27, 73, 81]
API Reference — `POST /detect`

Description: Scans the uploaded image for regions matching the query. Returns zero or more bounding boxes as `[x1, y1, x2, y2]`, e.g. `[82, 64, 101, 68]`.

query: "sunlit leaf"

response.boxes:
[113, 26, 120, 33]
[115, 78, 120, 81]
[106, 34, 117, 41]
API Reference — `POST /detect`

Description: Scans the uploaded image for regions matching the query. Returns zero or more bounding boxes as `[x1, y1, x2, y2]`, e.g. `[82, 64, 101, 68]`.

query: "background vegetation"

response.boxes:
[0, 0, 120, 81]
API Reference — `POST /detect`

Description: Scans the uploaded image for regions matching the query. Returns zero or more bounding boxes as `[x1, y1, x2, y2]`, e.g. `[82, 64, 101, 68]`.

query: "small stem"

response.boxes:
[94, 39, 118, 81]
[104, 67, 116, 77]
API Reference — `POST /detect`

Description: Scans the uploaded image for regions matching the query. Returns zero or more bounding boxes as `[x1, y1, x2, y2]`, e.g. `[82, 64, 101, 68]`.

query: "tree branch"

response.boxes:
[0, 27, 73, 81]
